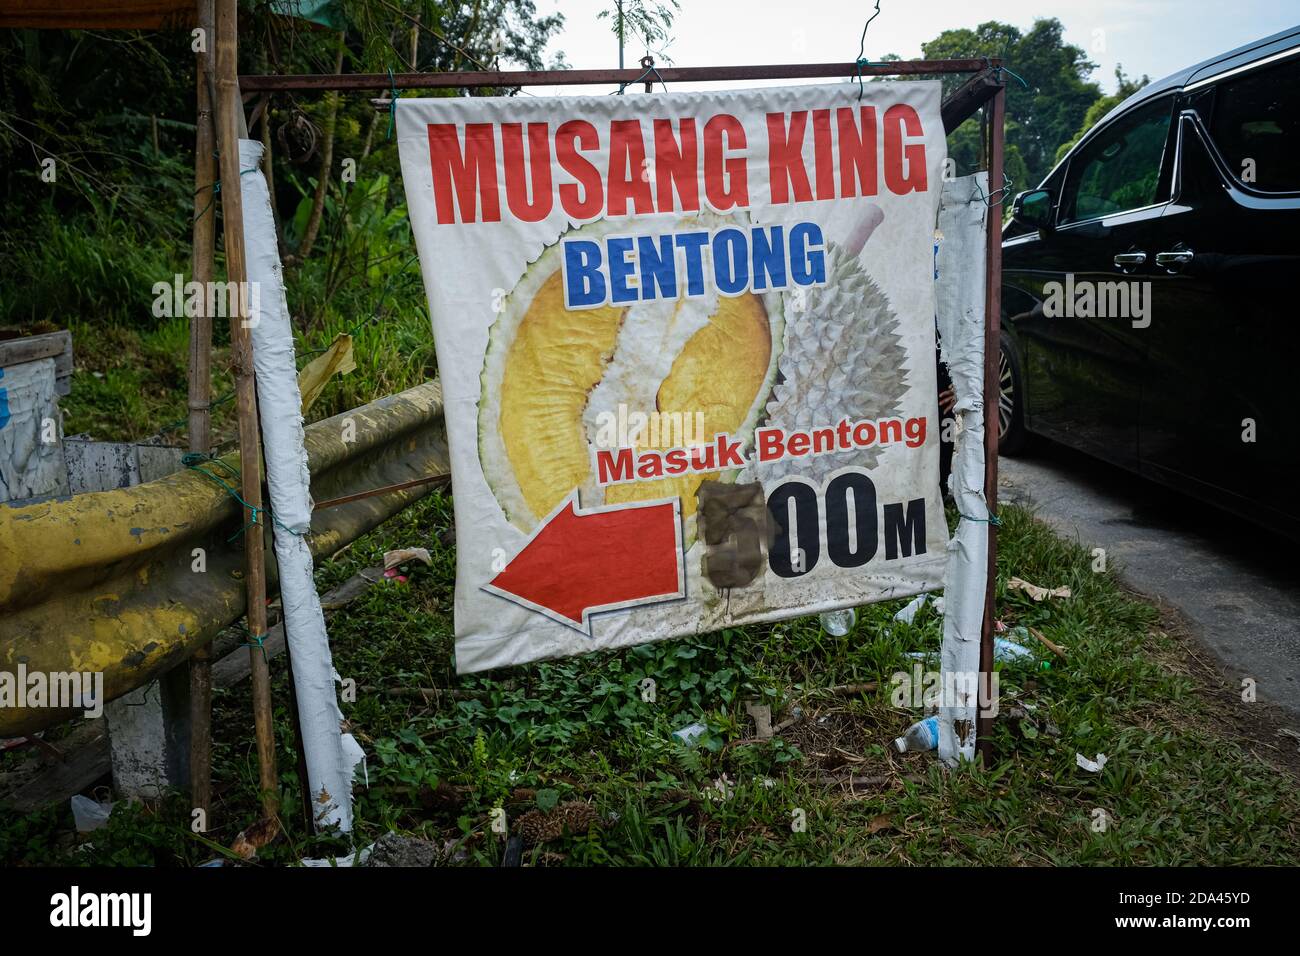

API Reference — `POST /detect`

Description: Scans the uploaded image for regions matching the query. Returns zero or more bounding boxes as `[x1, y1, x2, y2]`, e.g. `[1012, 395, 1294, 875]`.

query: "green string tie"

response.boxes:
[182, 452, 302, 541]
[234, 506, 263, 543]
[853, 0, 882, 101]
[960, 508, 1002, 526]
[995, 64, 1029, 88]
[243, 632, 270, 662]
[159, 390, 234, 436]
[854, 58, 878, 101]
[386, 68, 399, 140]
[193, 165, 261, 223]
[971, 172, 1015, 208]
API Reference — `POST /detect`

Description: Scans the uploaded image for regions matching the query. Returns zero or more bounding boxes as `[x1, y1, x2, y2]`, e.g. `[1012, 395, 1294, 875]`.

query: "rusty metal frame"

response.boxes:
[239, 58, 996, 92]
[235, 58, 1007, 759]
[980, 86, 1006, 762]
[0, 57, 1004, 757]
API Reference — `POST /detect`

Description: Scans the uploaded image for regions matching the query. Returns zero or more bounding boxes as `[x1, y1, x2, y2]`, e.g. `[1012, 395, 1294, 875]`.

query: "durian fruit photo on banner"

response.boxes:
[396, 81, 950, 673]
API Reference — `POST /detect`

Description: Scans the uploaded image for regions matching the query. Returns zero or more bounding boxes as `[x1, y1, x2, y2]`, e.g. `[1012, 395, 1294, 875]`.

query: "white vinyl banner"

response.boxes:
[397, 81, 949, 673]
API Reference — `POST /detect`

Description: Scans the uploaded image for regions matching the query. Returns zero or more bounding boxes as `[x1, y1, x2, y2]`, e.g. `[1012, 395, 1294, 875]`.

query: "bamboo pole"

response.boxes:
[188, 0, 217, 825]
[258, 99, 285, 258]
[297, 34, 344, 260]
[214, 0, 279, 820]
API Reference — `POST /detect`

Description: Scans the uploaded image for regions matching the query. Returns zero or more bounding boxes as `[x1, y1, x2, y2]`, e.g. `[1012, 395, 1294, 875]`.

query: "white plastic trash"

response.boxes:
[672, 723, 708, 746]
[894, 593, 929, 624]
[71, 794, 113, 832]
[820, 608, 857, 637]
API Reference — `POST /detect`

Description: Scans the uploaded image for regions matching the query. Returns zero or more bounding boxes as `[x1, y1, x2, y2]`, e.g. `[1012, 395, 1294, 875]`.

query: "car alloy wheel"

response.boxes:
[998, 346, 1015, 443]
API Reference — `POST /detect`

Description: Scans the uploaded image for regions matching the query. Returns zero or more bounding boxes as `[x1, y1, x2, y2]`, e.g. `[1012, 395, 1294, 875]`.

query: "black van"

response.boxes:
[1000, 25, 1300, 538]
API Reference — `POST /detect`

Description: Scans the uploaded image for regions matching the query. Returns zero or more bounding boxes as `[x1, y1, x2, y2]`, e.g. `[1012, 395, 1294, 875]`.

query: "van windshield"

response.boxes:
[1061, 96, 1173, 223]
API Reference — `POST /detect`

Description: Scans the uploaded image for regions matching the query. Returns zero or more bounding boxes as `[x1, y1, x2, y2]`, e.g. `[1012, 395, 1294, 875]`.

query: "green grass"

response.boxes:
[3, 172, 433, 444]
[53, 305, 433, 445]
[4, 498, 1296, 867]
[3, 175, 1292, 867]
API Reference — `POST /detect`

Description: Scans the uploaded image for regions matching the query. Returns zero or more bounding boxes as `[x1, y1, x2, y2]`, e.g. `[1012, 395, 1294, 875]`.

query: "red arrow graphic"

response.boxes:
[484, 492, 684, 633]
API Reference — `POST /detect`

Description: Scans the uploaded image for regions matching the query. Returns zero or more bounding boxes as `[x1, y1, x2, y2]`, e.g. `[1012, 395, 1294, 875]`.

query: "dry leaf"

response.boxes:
[230, 816, 280, 860]
[297, 333, 356, 414]
[744, 701, 773, 739]
[384, 547, 433, 570]
[866, 814, 893, 834]
[1008, 576, 1072, 601]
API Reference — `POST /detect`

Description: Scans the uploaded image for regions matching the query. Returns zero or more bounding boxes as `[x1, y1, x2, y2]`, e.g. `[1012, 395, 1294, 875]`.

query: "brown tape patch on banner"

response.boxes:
[697, 480, 771, 590]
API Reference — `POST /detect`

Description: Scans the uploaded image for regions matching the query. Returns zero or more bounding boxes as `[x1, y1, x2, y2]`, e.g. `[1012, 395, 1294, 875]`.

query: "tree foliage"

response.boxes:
[1, 7, 1135, 337]
[596, 0, 681, 62]
[920, 18, 1101, 189]
[1053, 66, 1150, 165]
[0, 1, 565, 327]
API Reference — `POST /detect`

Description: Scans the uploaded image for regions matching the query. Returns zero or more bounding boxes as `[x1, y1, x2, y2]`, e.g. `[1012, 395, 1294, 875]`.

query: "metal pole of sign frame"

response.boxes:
[979, 85, 1005, 764]
[240, 59, 1007, 760]
[239, 59, 996, 91]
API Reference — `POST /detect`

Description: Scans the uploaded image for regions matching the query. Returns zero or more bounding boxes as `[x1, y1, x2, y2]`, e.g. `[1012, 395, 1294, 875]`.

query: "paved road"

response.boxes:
[999, 443, 1300, 717]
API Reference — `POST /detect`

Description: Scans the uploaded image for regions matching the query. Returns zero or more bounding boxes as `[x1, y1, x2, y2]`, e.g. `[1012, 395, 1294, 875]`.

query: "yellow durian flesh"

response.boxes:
[488, 217, 779, 531]
[604, 292, 771, 519]
[498, 270, 626, 521]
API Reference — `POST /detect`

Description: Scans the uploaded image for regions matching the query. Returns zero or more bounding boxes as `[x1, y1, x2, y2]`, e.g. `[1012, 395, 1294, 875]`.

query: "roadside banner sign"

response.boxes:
[397, 81, 949, 672]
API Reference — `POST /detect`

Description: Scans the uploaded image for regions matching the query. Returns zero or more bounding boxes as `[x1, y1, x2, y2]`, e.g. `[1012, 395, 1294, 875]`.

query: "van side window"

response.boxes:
[1209, 54, 1300, 192]
[1060, 96, 1173, 224]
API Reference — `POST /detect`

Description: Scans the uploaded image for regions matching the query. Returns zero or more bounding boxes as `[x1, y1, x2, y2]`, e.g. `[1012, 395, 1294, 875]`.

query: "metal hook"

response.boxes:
[970, 172, 1015, 208]
[617, 54, 667, 95]
[853, 0, 883, 101]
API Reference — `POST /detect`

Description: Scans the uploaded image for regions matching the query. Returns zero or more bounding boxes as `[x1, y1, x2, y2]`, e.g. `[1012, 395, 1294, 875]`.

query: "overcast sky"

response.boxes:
[520, 0, 1298, 95]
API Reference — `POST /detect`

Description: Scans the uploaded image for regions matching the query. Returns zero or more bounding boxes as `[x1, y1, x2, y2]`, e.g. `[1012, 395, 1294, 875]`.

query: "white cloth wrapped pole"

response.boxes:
[935, 173, 991, 766]
[238, 139, 364, 831]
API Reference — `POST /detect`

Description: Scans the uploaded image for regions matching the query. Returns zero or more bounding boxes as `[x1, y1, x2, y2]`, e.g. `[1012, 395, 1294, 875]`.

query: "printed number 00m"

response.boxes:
[766, 472, 927, 577]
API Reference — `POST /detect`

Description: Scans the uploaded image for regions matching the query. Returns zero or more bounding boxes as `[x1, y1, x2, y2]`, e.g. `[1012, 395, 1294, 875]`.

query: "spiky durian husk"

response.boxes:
[514, 801, 604, 846]
[747, 243, 909, 485]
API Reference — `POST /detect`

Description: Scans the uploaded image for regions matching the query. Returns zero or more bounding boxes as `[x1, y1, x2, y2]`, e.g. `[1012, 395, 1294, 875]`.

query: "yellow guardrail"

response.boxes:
[0, 380, 447, 736]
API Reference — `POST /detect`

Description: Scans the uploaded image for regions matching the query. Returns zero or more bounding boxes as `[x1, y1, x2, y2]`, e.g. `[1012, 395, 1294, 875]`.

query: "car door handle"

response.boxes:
[1155, 249, 1194, 268]
[1113, 251, 1146, 271]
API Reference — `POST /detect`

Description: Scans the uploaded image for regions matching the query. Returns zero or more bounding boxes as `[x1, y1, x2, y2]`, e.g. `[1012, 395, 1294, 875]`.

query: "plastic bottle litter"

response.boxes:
[893, 715, 939, 752]
[820, 608, 857, 636]
[994, 637, 1034, 662]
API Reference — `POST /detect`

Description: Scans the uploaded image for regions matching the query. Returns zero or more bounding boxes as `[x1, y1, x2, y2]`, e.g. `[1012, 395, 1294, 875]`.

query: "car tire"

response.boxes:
[998, 331, 1030, 456]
